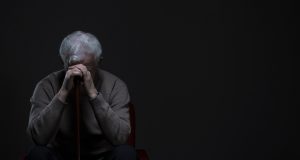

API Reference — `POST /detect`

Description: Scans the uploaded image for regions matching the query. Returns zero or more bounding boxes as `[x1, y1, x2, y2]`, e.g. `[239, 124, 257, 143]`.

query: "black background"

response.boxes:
[0, 0, 298, 159]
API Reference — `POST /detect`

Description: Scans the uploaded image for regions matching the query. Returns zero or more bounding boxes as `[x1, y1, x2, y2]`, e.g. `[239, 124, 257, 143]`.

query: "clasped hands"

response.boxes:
[58, 64, 98, 103]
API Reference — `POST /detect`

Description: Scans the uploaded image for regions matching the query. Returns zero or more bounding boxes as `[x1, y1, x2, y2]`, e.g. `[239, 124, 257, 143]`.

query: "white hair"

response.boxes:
[59, 31, 102, 63]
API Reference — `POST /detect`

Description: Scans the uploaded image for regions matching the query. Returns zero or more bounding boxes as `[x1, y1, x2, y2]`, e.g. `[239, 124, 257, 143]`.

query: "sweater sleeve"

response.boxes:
[89, 78, 131, 146]
[27, 80, 67, 146]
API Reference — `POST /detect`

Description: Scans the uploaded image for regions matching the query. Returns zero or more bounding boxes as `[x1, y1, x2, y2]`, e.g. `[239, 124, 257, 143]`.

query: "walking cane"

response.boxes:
[69, 56, 81, 160]
[74, 78, 81, 160]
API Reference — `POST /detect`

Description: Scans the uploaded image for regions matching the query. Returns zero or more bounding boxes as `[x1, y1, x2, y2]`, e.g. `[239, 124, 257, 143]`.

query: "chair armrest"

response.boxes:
[137, 149, 150, 160]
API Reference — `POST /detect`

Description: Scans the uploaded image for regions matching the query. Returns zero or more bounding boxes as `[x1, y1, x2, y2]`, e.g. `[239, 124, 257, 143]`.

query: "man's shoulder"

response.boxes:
[97, 69, 128, 87]
[98, 69, 118, 80]
[97, 69, 130, 102]
[36, 69, 65, 88]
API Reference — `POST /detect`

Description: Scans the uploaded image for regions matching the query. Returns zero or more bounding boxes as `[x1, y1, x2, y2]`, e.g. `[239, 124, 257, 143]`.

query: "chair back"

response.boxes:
[127, 102, 136, 147]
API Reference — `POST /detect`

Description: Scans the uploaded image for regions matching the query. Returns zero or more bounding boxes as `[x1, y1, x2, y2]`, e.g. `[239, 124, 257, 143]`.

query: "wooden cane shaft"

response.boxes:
[75, 80, 81, 160]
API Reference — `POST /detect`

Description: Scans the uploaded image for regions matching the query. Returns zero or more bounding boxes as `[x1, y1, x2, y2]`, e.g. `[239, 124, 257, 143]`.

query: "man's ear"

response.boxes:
[97, 55, 104, 67]
[59, 57, 67, 69]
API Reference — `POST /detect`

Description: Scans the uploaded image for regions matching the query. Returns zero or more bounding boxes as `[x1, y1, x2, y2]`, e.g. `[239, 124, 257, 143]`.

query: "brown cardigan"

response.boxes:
[27, 68, 131, 159]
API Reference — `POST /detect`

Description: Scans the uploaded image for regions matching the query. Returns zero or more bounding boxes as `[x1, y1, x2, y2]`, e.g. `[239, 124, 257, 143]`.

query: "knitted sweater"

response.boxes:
[27, 68, 131, 159]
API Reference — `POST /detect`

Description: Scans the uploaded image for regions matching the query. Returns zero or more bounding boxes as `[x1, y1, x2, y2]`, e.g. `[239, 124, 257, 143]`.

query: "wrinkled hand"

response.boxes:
[58, 64, 98, 103]
[70, 64, 98, 99]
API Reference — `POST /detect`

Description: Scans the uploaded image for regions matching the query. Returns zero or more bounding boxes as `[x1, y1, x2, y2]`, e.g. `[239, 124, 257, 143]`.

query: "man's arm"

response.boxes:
[70, 64, 131, 145]
[89, 78, 131, 146]
[27, 66, 83, 145]
[27, 81, 67, 146]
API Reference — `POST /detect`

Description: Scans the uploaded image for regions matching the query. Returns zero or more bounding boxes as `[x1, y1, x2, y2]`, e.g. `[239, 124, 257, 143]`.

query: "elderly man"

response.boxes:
[26, 31, 137, 160]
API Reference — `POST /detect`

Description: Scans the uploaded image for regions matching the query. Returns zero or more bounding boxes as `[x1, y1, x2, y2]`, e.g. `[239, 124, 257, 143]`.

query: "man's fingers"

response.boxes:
[74, 66, 86, 77]
[67, 68, 83, 77]
[75, 65, 88, 77]
[69, 64, 87, 70]
[86, 71, 92, 79]
[69, 64, 88, 77]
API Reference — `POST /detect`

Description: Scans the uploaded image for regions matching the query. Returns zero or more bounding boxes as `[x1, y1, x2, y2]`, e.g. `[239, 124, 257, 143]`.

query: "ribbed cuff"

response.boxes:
[89, 92, 110, 119]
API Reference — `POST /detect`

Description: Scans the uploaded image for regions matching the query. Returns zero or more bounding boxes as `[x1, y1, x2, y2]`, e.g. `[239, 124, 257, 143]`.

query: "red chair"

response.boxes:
[127, 102, 150, 160]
